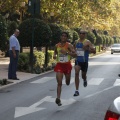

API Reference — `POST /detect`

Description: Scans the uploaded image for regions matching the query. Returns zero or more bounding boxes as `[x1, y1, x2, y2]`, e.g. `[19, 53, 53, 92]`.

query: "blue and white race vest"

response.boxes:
[75, 39, 89, 62]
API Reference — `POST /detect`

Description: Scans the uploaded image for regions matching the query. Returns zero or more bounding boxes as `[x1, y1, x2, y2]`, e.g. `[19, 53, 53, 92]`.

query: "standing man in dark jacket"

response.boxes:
[8, 29, 20, 80]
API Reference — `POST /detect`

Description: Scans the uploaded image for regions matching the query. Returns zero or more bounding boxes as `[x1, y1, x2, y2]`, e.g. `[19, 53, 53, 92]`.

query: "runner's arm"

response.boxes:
[53, 45, 57, 59]
[83, 40, 96, 54]
[88, 41, 96, 54]
[67, 43, 77, 57]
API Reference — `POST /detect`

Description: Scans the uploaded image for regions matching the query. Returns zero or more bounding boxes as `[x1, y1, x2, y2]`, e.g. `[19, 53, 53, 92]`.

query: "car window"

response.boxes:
[112, 44, 120, 47]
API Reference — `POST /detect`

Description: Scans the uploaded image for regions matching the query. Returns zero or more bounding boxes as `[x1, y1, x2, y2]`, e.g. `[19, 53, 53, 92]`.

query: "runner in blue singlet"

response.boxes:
[73, 30, 96, 96]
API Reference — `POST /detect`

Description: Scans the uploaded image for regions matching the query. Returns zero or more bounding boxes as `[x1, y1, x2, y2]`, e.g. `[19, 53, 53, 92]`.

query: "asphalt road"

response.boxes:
[0, 51, 120, 120]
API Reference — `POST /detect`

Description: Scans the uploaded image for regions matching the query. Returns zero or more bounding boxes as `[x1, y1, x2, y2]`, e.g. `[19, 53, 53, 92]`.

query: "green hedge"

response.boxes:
[95, 45, 102, 52]
[34, 51, 45, 67]
[18, 52, 29, 72]
[18, 50, 56, 74]
[47, 50, 56, 67]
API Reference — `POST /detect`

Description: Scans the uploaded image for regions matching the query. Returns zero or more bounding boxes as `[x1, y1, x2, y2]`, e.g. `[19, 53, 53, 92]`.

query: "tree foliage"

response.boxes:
[0, 0, 27, 13]
[18, 18, 52, 47]
[7, 21, 18, 36]
[0, 14, 8, 51]
[86, 31, 96, 44]
[41, 0, 112, 28]
[72, 30, 79, 43]
[1, 0, 120, 37]
[48, 23, 62, 45]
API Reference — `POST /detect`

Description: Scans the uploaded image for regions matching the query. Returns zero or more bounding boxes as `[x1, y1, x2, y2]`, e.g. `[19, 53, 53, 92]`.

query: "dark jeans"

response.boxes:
[8, 50, 19, 79]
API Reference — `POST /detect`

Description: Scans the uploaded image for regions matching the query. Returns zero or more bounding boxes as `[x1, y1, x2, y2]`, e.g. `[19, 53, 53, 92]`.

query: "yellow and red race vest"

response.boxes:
[56, 42, 71, 63]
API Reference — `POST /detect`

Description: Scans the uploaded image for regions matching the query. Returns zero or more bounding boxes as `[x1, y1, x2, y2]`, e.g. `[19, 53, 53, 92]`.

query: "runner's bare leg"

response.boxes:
[56, 72, 63, 98]
[65, 73, 71, 85]
[74, 65, 81, 90]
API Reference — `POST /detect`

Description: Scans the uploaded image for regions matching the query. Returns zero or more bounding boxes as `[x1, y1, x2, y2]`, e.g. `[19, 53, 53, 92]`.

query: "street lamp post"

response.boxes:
[44, 12, 54, 67]
[50, 12, 54, 23]
[28, 0, 40, 73]
[20, 2, 25, 23]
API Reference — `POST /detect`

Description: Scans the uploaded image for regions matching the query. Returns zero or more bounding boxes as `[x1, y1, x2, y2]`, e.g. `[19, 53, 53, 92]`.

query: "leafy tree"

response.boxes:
[109, 36, 114, 45]
[96, 34, 103, 45]
[92, 29, 98, 37]
[103, 31, 108, 35]
[7, 21, 18, 36]
[105, 36, 110, 46]
[57, 24, 74, 42]
[2, 0, 120, 37]
[86, 31, 96, 44]
[102, 35, 106, 46]
[48, 23, 62, 46]
[72, 30, 79, 43]
[73, 27, 81, 34]
[113, 36, 120, 43]
[65, 29, 73, 42]
[41, 0, 112, 28]
[0, 0, 27, 13]
[0, 14, 8, 52]
[18, 18, 52, 47]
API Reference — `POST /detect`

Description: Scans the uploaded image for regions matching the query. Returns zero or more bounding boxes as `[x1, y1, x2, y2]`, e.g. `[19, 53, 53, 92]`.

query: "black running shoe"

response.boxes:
[55, 98, 62, 106]
[73, 91, 79, 96]
[84, 80, 87, 87]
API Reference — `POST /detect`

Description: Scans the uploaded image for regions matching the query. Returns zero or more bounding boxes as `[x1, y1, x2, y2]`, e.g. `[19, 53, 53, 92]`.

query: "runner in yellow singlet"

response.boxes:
[53, 32, 76, 106]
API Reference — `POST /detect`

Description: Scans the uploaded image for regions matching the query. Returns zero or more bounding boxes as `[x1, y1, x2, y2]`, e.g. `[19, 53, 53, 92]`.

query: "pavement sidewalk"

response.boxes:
[0, 57, 41, 89]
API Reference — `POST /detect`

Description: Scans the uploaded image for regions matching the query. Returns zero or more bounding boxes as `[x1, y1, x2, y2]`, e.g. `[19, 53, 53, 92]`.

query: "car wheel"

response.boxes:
[111, 52, 113, 54]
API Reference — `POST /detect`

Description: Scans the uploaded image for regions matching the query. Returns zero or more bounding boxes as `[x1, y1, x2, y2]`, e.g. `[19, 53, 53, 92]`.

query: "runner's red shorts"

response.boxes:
[54, 62, 72, 74]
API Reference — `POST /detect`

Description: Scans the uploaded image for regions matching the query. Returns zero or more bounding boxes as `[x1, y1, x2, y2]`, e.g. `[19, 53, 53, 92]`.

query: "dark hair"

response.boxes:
[61, 32, 69, 38]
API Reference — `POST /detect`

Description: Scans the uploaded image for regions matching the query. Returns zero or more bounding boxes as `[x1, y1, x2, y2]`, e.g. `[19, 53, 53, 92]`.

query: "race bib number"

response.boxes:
[76, 48, 84, 56]
[59, 54, 68, 62]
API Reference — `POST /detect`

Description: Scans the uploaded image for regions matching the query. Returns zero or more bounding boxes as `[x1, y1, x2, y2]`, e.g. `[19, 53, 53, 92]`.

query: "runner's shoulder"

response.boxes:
[85, 39, 91, 43]
[55, 42, 60, 47]
[74, 39, 79, 44]
[84, 39, 89, 42]
[66, 42, 73, 48]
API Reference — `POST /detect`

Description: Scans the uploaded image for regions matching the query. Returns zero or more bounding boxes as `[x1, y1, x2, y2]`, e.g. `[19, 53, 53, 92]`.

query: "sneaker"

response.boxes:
[55, 98, 62, 106]
[73, 91, 79, 96]
[83, 80, 87, 87]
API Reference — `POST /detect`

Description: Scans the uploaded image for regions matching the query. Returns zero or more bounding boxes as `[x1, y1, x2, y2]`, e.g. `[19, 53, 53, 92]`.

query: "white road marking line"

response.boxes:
[15, 107, 45, 118]
[83, 79, 120, 99]
[89, 62, 120, 66]
[31, 77, 108, 87]
[31, 77, 55, 83]
[14, 96, 76, 118]
[88, 78, 104, 85]
[84, 86, 114, 99]
[113, 79, 120, 86]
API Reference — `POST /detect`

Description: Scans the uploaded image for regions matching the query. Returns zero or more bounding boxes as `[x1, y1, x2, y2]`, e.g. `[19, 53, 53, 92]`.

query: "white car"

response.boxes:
[111, 44, 120, 54]
[104, 96, 120, 120]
